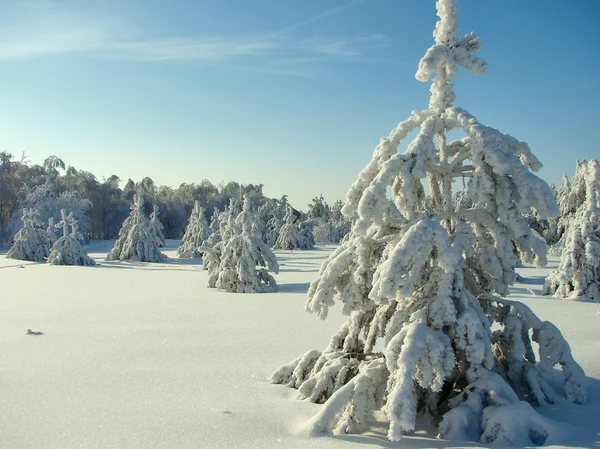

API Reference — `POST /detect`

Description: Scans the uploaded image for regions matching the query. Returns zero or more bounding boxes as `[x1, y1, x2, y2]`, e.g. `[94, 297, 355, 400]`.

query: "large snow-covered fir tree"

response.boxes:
[207, 196, 278, 293]
[271, 1, 586, 445]
[543, 159, 600, 300]
[106, 195, 165, 262]
[177, 201, 212, 258]
[47, 209, 96, 266]
[149, 205, 166, 248]
[7, 208, 51, 262]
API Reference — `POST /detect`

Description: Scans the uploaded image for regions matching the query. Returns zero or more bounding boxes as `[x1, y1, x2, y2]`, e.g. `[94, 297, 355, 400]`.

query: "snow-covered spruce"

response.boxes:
[46, 217, 59, 246]
[328, 218, 352, 244]
[7, 208, 51, 262]
[274, 207, 314, 250]
[307, 195, 331, 222]
[271, 0, 586, 445]
[105, 195, 165, 262]
[546, 173, 572, 246]
[259, 196, 289, 246]
[149, 205, 166, 248]
[207, 195, 278, 293]
[177, 201, 212, 258]
[47, 209, 96, 266]
[543, 159, 600, 300]
[204, 202, 238, 284]
[314, 199, 353, 244]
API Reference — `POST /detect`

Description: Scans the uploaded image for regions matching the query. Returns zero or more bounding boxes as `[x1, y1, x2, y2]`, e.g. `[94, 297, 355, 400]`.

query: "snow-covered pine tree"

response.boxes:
[149, 205, 166, 248]
[208, 195, 278, 293]
[557, 172, 571, 215]
[106, 194, 165, 262]
[203, 232, 222, 281]
[545, 174, 569, 247]
[265, 215, 284, 247]
[274, 207, 301, 250]
[209, 207, 221, 233]
[7, 208, 51, 262]
[271, 1, 586, 445]
[307, 195, 331, 222]
[204, 199, 238, 285]
[46, 217, 59, 246]
[47, 209, 96, 266]
[299, 218, 316, 249]
[327, 200, 353, 244]
[260, 195, 289, 246]
[274, 207, 313, 250]
[543, 159, 600, 300]
[547, 162, 597, 251]
[177, 201, 212, 258]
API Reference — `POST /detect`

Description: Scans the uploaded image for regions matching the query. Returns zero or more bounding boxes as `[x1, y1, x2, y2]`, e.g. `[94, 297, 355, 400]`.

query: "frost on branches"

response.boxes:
[177, 201, 212, 258]
[48, 209, 96, 266]
[543, 159, 600, 300]
[7, 208, 51, 262]
[106, 195, 165, 262]
[149, 205, 166, 248]
[271, 1, 586, 445]
[207, 196, 278, 293]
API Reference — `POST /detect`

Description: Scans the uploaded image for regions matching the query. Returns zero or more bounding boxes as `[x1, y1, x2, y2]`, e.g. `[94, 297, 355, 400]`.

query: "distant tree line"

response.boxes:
[0, 152, 352, 245]
[0, 152, 269, 242]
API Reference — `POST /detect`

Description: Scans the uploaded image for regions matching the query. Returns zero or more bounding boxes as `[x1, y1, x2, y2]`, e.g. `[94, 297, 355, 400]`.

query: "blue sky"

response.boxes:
[1, 0, 599, 210]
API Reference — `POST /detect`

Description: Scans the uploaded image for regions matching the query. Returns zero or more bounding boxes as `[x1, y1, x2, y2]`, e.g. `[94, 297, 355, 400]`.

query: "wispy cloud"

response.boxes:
[101, 37, 278, 62]
[300, 35, 389, 57]
[272, 0, 370, 36]
[0, 1, 388, 76]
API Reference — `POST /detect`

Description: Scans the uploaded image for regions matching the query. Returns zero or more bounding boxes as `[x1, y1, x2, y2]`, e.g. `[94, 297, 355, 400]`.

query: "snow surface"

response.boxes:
[0, 241, 598, 448]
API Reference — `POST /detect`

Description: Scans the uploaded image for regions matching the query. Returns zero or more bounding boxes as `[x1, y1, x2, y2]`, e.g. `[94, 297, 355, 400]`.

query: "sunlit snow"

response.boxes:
[0, 241, 598, 448]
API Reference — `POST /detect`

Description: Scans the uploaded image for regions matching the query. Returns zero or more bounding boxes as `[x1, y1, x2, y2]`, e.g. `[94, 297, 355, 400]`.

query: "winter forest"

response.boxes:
[0, 152, 349, 246]
[1, 0, 599, 448]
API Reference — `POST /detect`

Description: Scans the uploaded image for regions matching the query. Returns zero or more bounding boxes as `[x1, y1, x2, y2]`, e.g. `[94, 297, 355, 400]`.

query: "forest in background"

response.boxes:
[0, 152, 276, 242]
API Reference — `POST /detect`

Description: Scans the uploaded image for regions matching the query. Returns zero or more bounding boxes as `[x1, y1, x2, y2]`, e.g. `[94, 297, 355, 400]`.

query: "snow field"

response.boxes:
[0, 241, 598, 448]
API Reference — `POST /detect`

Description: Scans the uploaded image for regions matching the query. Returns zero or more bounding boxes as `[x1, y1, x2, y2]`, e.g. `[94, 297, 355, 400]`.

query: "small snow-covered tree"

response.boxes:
[274, 207, 313, 250]
[299, 218, 316, 249]
[307, 195, 331, 222]
[149, 205, 166, 248]
[208, 195, 278, 293]
[315, 199, 353, 244]
[260, 195, 289, 246]
[209, 207, 221, 232]
[47, 209, 96, 266]
[106, 195, 165, 262]
[204, 200, 238, 285]
[543, 159, 600, 300]
[178, 201, 212, 258]
[46, 217, 59, 246]
[265, 215, 284, 247]
[547, 161, 597, 253]
[7, 208, 51, 261]
[271, 1, 586, 445]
